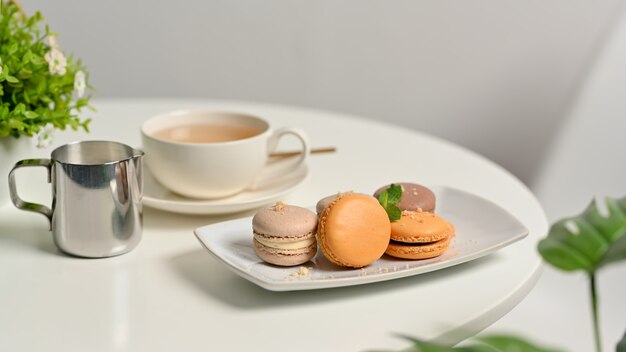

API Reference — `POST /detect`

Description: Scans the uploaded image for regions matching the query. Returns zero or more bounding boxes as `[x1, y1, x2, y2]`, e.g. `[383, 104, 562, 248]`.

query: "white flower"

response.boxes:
[47, 35, 60, 50]
[44, 49, 67, 76]
[74, 70, 86, 98]
[36, 123, 55, 149]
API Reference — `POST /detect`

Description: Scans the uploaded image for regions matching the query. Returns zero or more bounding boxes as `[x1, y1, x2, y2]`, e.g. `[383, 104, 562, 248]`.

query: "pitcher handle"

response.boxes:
[8, 159, 53, 227]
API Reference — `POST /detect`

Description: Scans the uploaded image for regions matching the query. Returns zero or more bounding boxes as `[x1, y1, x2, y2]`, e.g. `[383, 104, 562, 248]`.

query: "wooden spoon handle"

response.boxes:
[270, 147, 336, 158]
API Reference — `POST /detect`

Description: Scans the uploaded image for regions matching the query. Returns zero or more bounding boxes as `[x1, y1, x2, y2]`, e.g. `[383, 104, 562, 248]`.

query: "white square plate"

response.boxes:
[193, 186, 529, 291]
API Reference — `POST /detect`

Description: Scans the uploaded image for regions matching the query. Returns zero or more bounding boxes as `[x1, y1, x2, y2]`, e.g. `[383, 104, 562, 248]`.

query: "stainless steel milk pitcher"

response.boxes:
[8, 141, 144, 258]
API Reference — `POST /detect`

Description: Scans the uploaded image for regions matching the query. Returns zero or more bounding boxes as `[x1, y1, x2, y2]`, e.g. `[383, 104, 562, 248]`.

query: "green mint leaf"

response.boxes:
[377, 184, 404, 222]
[387, 205, 401, 222]
[378, 190, 389, 208]
[386, 184, 403, 203]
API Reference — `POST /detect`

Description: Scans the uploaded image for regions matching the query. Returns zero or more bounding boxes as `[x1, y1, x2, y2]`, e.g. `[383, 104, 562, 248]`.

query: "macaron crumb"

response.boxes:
[272, 201, 286, 212]
[375, 267, 389, 274]
[289, 266, 312, 279]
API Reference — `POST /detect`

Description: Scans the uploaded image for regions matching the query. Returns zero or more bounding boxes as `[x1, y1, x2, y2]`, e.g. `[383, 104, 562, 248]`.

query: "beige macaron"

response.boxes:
[252, 202, 318, 266]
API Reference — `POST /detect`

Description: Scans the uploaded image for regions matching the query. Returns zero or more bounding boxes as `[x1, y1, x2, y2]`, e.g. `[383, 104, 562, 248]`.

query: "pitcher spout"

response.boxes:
[133, 148, 145, 159]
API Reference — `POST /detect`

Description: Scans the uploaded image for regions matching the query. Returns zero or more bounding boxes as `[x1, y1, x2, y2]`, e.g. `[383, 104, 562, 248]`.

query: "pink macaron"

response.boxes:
[252, 202, 318, 266]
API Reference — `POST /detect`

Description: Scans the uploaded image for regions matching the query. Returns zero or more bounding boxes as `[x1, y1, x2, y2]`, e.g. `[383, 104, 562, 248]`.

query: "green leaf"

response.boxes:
[538, 197, 626, 273]
[17, 68, 32, 79]
[395, 335, 487, 352]
[30, 55, 46, 65]
[387, 205, 401, 222]
[377, 184, 404, 222]
[617, 329, 626, 352]
[379, 191, 389, 208]
[476, 335, 563, 352]
[24, 111, 38, 119]
[81, 118, 92, 132]
[14, 103, 26, 113]
[394, 334, 561, 352]
[76, 98, 89, 109]
[387, 184, 403, 203]
[6, 75, 19, 83]
[22, 51, 32, 64]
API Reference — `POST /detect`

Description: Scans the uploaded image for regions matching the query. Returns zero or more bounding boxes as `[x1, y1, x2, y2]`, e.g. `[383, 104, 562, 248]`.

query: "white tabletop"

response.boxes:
[0, 99, 547, 352]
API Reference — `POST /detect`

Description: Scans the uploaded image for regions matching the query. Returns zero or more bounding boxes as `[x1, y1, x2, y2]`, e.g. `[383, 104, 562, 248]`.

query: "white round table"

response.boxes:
[0, 99, 547, 352]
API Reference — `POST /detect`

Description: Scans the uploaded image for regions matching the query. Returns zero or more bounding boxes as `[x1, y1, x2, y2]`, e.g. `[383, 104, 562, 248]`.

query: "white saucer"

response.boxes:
[143, 165, 310, 215]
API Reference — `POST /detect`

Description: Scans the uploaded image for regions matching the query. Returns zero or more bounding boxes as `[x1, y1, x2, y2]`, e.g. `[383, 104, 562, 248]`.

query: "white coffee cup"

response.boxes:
[141, 110, 309, 199]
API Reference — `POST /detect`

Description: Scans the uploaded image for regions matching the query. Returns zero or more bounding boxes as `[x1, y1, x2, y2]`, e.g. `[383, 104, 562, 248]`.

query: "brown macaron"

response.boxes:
[252, 202, 318, 266]
[317, 193, 391, 268]
[373, 182, 436, 212]
[385, 210, 455, 260]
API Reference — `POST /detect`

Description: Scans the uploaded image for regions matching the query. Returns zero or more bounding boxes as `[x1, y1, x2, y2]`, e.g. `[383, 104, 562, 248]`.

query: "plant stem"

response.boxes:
[590, 273, 602, 352]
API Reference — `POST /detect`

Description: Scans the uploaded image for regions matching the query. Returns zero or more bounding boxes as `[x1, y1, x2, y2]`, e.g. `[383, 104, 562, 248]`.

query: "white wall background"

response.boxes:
[23, 0, 625, 186]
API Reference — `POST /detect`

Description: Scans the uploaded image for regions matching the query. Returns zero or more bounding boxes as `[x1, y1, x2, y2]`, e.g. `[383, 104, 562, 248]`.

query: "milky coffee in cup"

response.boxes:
[141, 111, 309, 199]
[152, 123, 261, 143]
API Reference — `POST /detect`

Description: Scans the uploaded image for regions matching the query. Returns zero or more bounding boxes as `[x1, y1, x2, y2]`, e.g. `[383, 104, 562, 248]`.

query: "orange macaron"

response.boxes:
[385, 210, 455, 260]
[317, 193, 391, 268]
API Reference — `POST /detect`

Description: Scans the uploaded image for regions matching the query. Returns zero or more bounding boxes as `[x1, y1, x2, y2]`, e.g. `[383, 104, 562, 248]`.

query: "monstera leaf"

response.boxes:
[391, 334, 560, 352]
[474, 336, 563, 352]
[617, 330, 626, 352]
[538, 197, 626, 272]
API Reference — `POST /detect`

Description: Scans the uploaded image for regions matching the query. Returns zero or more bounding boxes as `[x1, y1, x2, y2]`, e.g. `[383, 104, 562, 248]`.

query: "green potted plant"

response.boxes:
[0, 0, 92, 205]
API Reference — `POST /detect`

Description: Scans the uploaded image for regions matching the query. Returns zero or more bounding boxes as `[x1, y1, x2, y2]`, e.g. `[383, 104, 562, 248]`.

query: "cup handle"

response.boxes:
[250, 127, 310, 189]
[8, 159, 53, 228]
